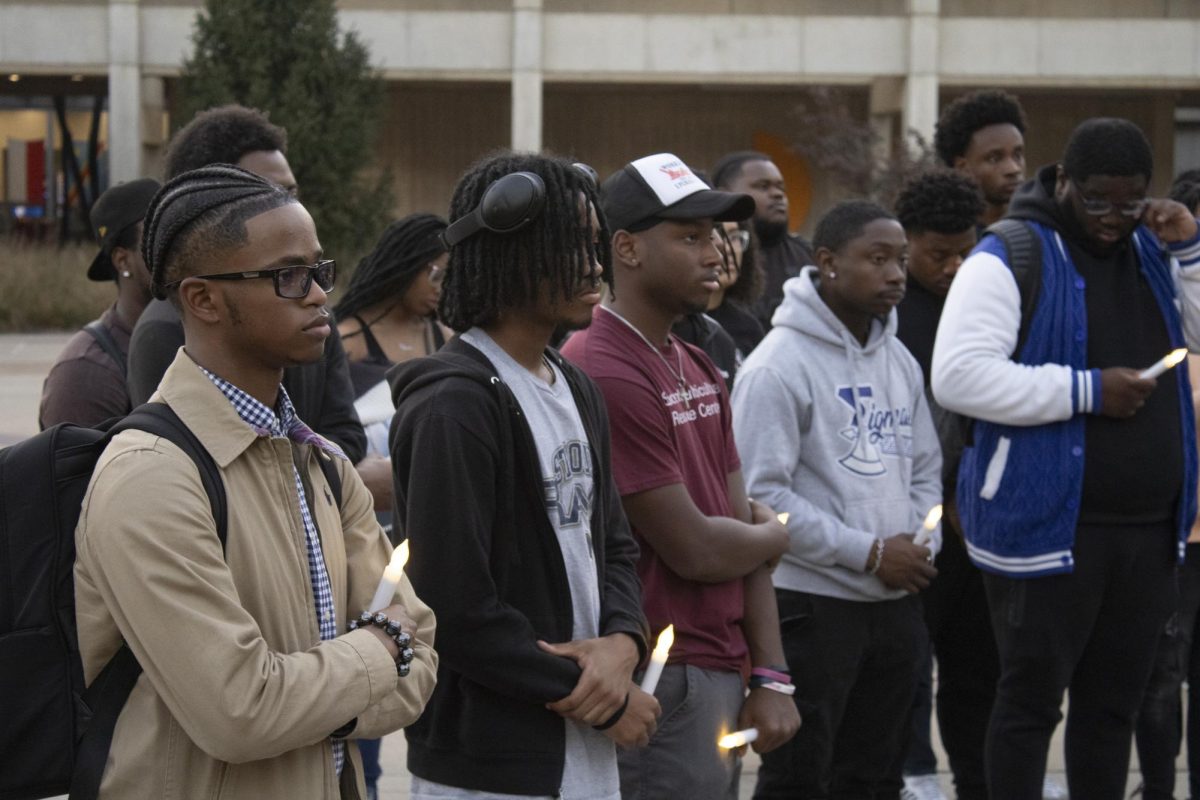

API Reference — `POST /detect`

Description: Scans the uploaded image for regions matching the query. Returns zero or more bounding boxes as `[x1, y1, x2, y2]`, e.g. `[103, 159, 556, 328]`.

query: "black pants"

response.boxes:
[1135, 541, 1200, 800]
[926, 528, 997, 800]
[754, 590, 925, 800]
[983, 522, 1177, 800]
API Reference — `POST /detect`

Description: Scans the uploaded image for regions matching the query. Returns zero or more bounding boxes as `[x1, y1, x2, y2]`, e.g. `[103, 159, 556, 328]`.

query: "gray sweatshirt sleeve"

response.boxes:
[732, 365, 878, 573]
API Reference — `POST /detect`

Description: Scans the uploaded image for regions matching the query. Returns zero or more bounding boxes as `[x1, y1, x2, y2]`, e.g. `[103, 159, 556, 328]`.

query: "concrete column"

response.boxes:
[903, 0, 939, 147]
[107, 0, 142, 182]
[140, 75, 166, 178]
[511, 0, 543, 152]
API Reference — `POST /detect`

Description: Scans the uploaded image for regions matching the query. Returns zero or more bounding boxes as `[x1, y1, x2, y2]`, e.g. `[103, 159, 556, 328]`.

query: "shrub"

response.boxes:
[0, 243, 111, 331]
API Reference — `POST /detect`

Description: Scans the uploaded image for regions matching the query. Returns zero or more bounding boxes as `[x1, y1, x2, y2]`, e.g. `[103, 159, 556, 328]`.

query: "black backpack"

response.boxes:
[986, 218, 1044, 359]
[0, 403, 341, 800]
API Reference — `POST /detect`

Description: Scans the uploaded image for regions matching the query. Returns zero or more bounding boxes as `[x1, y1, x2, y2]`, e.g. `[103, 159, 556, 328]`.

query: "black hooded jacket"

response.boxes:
[388, 336, 648, 794]
[1006, 165, 1181, 523]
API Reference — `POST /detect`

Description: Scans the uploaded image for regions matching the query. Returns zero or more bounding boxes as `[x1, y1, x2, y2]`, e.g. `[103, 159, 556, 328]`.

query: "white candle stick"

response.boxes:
[639, 624, 675, 694]
[913, 504, 943, 548]
[1139, 348, 1187, 380]
[718, 728, 760, 749]
[368, 541, 409, 613]
[777, 512, 789, 526]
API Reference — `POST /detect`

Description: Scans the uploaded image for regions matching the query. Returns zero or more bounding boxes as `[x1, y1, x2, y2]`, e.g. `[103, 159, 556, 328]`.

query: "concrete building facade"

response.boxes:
[2, 0, 1199, 233]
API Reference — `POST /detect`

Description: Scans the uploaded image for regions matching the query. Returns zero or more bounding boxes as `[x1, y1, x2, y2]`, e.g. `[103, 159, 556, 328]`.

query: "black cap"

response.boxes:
[601, 153, 755, 233]
[87, 178, 160, 281]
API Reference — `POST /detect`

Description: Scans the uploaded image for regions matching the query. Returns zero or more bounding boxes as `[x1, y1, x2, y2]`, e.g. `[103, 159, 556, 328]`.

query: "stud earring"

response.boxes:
[121, 270, 131, 278]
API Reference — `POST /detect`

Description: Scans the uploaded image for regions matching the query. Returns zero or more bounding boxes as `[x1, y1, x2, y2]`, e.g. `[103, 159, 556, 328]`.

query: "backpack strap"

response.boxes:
[83, 321, 127, 379]
[985, 219, 1043, 359]
[69, 403, 226, 800]
[317, 453, 343, 509]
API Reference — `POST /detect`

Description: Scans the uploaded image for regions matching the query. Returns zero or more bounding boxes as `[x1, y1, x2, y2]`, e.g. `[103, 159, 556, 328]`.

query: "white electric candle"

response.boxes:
[639, 624, 675, 694]
[914, 504, 943, 548]
[777, 512, 789, 526]
[1138, 348, 1187, 380]
[718, 728, 760, 749]
[368, 541, 409, 613]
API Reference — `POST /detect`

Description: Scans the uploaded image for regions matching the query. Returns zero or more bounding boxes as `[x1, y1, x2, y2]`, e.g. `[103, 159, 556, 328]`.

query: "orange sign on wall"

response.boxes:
[752, 131, 812, 233]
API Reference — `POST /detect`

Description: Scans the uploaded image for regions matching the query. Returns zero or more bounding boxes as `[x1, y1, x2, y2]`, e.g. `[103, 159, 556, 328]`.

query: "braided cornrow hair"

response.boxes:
[439, 151, 609, 333]
[334, 213, 447, 322]
[143, 163, 296, 302]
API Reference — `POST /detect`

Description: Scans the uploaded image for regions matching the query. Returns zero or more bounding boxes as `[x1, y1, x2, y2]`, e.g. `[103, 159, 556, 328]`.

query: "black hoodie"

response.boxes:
[1007, 165, 1181, 524]
[388, 337, 648, 795]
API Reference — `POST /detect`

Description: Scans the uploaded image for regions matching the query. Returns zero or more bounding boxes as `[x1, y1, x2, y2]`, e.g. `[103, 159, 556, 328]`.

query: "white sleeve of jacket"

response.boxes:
[731, 365, 878, 574]
[932, 250, 1097, 426]
[1170, 230, 1200, 350]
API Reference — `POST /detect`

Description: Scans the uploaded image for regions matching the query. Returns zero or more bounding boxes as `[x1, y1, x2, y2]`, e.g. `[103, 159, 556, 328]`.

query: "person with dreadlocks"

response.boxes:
[562, 152, 799, 800]
[73, 164, 436, 799]
[389, 151, 657, 800]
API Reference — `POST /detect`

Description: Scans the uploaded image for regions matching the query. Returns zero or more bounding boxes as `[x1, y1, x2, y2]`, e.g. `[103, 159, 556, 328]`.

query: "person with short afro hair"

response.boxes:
[732, 198, 941, 797]
[934, 90, 1027, 228]
[933, 116, 1200, 798]
[164, 104, 294, 191]
[892, 168, 993, 800]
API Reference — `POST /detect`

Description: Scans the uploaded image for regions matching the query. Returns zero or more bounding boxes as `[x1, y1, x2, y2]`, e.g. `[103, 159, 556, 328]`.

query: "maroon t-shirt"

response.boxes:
[562, 305, 746, 673]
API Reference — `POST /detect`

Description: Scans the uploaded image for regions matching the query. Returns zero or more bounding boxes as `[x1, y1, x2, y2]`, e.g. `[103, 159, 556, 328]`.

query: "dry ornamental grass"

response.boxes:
[0, 243, 112, 331]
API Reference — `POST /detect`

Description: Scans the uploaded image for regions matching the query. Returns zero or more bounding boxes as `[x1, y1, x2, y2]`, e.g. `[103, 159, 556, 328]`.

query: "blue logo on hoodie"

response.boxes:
[836, 385, 913, 477]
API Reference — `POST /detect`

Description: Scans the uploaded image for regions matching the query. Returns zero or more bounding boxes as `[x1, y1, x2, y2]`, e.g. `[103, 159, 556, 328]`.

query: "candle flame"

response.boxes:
[718, 728, 756, 749]
[777, 512, 789, 525]
[653, 624, 675, 658]
[1166, 348, 1188, 369]
[390, 541, 410, 572]
[922, 505, 943, 531]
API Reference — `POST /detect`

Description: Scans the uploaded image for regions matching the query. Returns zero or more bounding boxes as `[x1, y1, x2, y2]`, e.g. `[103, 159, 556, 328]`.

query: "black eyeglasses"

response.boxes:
[167, 259, 336, 299]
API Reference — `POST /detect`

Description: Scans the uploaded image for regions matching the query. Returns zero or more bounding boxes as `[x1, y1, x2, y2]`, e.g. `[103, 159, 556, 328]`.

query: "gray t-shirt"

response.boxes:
[411, 330, 618, 800]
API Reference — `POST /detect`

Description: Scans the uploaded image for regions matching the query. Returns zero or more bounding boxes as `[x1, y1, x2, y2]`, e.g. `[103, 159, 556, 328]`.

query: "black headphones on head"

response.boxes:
[443, 172, 546, 248]
[442, 163, 598, 248]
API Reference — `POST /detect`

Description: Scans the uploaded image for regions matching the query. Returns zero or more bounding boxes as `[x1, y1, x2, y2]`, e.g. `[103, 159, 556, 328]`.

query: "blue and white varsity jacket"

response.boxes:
[932, 221, 1200, 577]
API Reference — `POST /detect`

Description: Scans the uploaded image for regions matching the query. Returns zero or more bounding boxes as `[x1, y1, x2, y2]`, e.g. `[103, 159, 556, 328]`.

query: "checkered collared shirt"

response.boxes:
[199, 366, 347, 776]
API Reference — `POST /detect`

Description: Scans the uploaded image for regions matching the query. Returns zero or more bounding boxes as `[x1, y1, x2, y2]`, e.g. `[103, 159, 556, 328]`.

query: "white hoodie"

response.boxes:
[732, 267, 942, 601]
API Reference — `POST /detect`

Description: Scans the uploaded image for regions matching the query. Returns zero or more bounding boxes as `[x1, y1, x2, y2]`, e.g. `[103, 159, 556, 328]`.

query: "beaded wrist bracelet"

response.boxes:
[349, 610, 415, 676]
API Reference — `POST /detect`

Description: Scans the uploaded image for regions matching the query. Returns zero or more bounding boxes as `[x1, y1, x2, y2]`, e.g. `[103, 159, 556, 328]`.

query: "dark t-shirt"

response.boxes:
[1066, 236, 1183, 524]
[561, 306, 746, 673]
[39, 304, 131, 429]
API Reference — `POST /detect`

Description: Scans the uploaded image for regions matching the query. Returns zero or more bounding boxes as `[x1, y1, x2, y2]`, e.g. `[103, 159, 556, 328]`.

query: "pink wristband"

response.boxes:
[751, 667, 792, 684]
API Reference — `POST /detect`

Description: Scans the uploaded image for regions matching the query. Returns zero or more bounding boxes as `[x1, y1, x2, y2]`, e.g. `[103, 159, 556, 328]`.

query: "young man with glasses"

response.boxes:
[73, 164, 436, 798]
[932, 117, 1200, 799]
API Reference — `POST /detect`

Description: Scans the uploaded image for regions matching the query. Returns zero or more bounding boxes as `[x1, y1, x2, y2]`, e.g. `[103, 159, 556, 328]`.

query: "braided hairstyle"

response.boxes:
[334, 213, 447, 321]
[894, 169, 985, 236]
[439, 151, 609, 333]
[165, 105, 287, 179]
[142, 164, 298, 303]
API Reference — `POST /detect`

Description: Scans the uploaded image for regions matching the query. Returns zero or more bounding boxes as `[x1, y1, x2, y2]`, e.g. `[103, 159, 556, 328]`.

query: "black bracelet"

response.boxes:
[592, 693, 630, 732]
[349, 610, 415, 676]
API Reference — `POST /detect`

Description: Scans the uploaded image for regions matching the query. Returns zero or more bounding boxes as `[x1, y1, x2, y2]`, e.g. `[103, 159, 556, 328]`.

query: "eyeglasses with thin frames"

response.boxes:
[1069, 179, 1149, 218]
[165, 259, 337, 299]
[427, 262, 447, 286]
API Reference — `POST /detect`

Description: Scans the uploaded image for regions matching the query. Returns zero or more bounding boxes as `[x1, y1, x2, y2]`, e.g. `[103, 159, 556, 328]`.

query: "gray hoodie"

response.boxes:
[731, 267, 942, 602]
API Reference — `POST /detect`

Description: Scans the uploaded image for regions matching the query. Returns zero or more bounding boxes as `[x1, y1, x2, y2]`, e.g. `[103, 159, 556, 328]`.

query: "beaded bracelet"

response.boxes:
[349, 610, 415, 676]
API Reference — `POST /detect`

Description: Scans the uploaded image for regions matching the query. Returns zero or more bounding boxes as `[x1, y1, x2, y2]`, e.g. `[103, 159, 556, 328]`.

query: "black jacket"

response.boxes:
[126, 298, 367, 463]
[388, 337, 648, 795]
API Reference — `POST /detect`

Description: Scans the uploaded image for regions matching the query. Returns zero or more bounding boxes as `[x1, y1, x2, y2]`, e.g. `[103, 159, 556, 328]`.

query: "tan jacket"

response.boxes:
[74, 351, 437, 799]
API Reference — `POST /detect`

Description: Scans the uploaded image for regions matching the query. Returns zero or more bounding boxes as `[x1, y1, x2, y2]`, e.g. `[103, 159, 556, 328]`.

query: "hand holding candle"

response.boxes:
[718, 728, 760, 749]
[1139, 348, 1187, 380]
[913, 504, 942, 548]
[639, 624, 674, 695]
[368, 540, 409, 613]
[777, 512, 789, 526]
